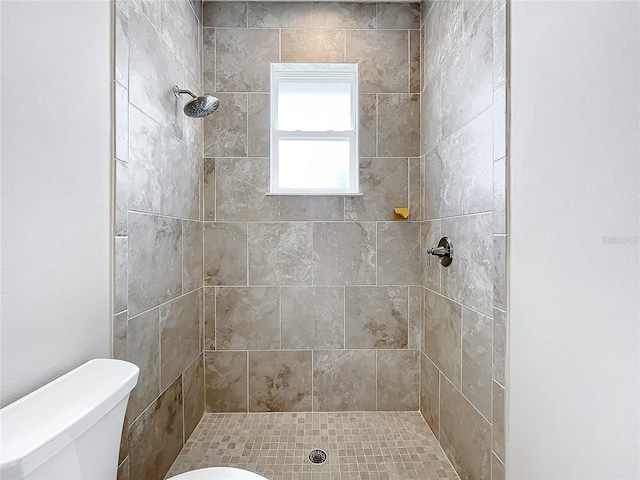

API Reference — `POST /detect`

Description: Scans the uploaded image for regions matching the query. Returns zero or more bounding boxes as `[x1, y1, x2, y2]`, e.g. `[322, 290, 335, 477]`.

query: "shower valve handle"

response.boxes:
[426, 237, 453, 267]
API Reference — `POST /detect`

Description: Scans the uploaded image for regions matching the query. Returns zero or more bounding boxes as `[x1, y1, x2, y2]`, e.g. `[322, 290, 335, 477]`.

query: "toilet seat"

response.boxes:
[168, 467, 268, 479]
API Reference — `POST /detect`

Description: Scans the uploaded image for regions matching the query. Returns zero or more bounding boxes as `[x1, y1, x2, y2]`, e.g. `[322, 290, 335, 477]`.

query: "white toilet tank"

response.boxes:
[0, 359, 139, 480]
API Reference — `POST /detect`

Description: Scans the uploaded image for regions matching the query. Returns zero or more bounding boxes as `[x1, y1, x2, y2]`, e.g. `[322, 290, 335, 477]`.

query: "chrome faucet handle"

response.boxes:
[426, 237, 453, 267]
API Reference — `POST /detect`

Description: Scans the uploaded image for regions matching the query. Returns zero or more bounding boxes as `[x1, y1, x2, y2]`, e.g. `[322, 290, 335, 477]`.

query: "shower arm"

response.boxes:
[173, 85, 197, 99]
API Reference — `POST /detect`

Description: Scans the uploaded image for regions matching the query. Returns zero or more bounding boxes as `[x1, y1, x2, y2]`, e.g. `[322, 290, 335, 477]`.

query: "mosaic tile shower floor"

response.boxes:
[166, 411, 459, 480]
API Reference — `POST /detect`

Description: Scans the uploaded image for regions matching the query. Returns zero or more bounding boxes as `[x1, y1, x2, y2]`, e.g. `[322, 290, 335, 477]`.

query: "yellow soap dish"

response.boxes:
[393, 207, 409, 219]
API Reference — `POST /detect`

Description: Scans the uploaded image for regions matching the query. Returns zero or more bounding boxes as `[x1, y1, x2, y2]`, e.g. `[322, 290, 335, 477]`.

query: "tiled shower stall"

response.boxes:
[112, 0, 507, 479]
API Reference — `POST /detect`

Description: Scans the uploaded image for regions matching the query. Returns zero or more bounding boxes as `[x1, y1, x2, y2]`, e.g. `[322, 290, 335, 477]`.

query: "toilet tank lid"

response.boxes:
[0, 359, 139, 477]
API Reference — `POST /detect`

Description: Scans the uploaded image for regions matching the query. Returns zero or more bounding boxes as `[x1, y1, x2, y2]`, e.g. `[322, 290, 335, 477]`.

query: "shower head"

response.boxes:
[173, 86, 219, 118]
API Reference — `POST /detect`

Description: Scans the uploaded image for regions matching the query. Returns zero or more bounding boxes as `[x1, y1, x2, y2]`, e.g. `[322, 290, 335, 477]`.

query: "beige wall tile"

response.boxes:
[115, 159, 128, 236]
[421, 72, 442, 155]
[378, 94, 420, 157]
[204, 222, 247, 286]
[377, 3, 420, 30]
[492, 453, 505, 480]
[377, 350, 419, 410]
[493, 235, 506, 310]
[346, 30, 409, 93]
[215, 287, 280, 350]
[128, 377, 184, 480]
[247, 94, 270, 157]
[345, 286, 408, 349]
[182, 220, 203, 293]
[203, 158, 215, 221]
[312, 222, 376, 285]
[408, 285, 422, 350]
[203, 28, 215, 92]
[345, 158, 409, 221]
[377, 222, 421, 285]
[281, 286, 344, 349]
[281, 29, 345, 62]
[127, 308, 160, 420]
[204, 2, 247, 28]
[160, 290, 202, 390]
[205, 350, 248, 412]
[492, 381, 505, 462]
[249, 350, 312, 412]
[183, 355, 204, 441]
[248, 2, 313, 28]
[359, 94, 377, 157]
[248, 223, 313, 285]
[312, 2, 376, 29]
[493, 158, 506, 234]
[204, 287, 216, 350]
[204, 93, 248, 157]
[493, 4, 506, 87]
[423, 288, 462, 387]
[440, 378, 491, 480]
[461, 307, 492, 419]
[423, 0, 463, 83]
[409, 157, 422, 221]
[493, 308, 506, 385]
[313, 350, 376, 411]
[114, 237, 128, 314]
[420, 353, 440, 439]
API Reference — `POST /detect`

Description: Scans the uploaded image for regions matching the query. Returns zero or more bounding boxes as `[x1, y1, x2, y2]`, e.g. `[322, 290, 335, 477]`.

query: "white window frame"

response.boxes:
[269, 63, 359, 195]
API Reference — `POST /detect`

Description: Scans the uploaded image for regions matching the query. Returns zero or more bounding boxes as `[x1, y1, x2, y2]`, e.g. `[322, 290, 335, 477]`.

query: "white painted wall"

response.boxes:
[0, 1, 112, 407]
[508, 1, 640, 478]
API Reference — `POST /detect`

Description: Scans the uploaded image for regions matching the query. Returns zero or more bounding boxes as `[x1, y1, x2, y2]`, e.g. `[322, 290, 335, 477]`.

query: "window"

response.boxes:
[270, 63, 359, 195]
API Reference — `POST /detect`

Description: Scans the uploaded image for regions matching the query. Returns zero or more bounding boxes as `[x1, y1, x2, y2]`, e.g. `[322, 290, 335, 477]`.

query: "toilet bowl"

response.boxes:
[0, 359, 267, 480]
[168, 467, 267, 479]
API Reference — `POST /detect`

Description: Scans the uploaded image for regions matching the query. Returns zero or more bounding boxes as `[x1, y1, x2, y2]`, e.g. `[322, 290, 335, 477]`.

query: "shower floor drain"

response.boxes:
[308, 449, 327, 464]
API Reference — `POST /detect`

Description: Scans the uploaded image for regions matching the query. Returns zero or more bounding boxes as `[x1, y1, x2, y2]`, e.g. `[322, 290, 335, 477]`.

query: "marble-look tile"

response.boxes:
[203, 28, 215, 93]
[494, 83, 506, 161]
[160, 290, 202, 390]
[247, 94, 270, 157]
[378, 94, 420, 157]
[377, 350, 419, 411]
[493, 235, 506, 311]
[313, 350, 376, 411]
[183, 355, 204, 442]
[215, 158, 279, 221]
[312, 222, 376, 285]
[421, 72, 441, 155]
[423, 148, 442, 220]
[423, 289, 461, 387]
[205, 351, 248, 412]
[216, 28, 279, 92]
[115, 159, 128, 236]
[345, 158, 408, 221]
[377, 222, 420, 285]
[281, 286, 344, 349]
[461, 307, 492, 419]
[421, 0, 434, 26]
[359, 95, 377, 158]
[114, 312, 127, 362]
[215, 287, 280, 350]
[203, 158, 215, 221]
[346, 30, 408, 93]
[493, 4, 506, 88]
[376, 3, 420, 29]
[440, 378, 491, 480]
[493, 308, 506, 385]
[128, 376, 183, 480]
[188, 0, 202, 24]
[127, 309, 160, 420]
[115, 4, 129, 88]
[115, 237, 128, 314]
[345, 286, 408, 349]
[463, 0, 491, 32]
[115, 82, 128, 163]
[281, 29, 345, 63]
[248, 223, 312, 285]
[420, 354, 440, 439]
[493, 158, 506, 234]
[492, 453, 505, 480]
[204, 287, 215, 350]
[441, 5, 493, 137]
[312, 2, 376, 29]
[409, 158, 421, 221]
[429, 108, 493, 218]
[249, 351, 312, 412]
[423, 0, 463, 84]
[203, 222, 247, 286]
[441, 213, 493, 316]
[492, 380, 505, 462]
[178, 72, 204, 155]
[278, 196, 344, 221]
[128, 213, 182, 316]
[117, 457, 129, 480]
[128, 107, 200, 220]
[410, 30, 421, 94]
[182, 220, 203, 293]
[204, 93, 247, 157]
[128, 7, 185, 139]
[408, 286, 421, 350]
[421, 220, 441, 292]
[203, 2, 247, 27]
[248, 2, 313, 28]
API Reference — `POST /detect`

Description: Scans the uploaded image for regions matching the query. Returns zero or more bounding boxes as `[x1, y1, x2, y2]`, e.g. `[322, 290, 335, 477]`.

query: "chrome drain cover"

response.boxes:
[308, 449, 327, 464]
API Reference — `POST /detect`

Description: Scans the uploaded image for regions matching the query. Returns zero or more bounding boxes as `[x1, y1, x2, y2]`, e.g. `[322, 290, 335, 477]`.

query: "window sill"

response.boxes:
[266, 192, 363, 197]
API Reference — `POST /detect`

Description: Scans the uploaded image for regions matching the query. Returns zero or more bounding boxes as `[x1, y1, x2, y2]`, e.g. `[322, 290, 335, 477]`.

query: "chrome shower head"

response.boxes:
[173, 85, 219, 118]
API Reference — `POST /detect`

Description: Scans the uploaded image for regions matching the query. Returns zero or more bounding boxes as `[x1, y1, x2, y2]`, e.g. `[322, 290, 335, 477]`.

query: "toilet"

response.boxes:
[0, 359, 267, 480]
